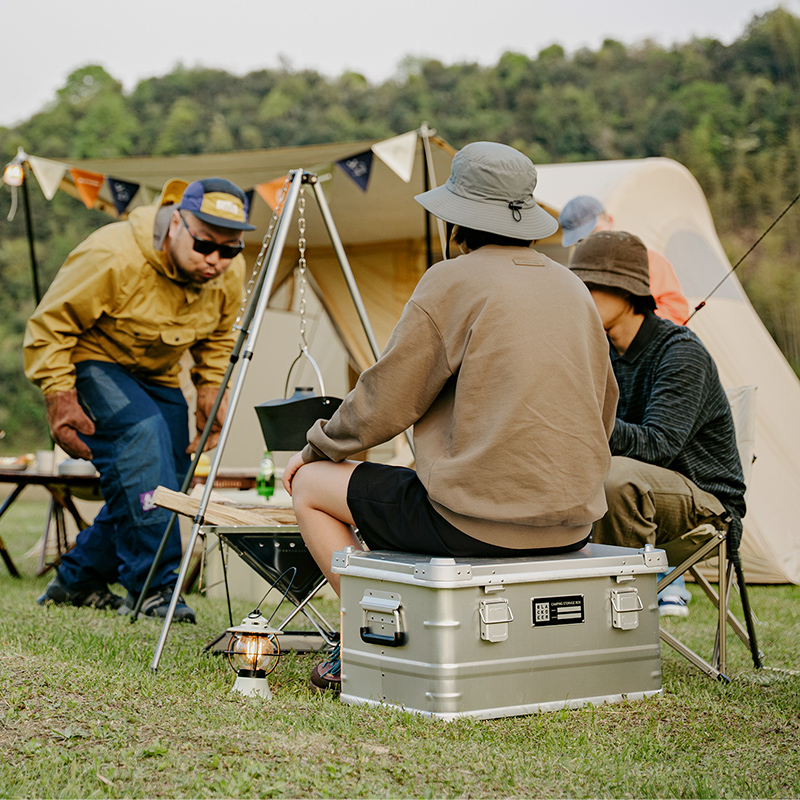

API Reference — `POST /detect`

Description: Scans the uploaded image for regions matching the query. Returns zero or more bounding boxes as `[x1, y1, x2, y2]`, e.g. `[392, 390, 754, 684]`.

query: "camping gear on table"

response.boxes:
[334, 542, 667, 720]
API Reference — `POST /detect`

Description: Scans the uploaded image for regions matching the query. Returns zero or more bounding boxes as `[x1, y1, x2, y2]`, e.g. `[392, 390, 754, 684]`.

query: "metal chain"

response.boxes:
[297, 188, 309, 348]
[233, 173, 292, 331]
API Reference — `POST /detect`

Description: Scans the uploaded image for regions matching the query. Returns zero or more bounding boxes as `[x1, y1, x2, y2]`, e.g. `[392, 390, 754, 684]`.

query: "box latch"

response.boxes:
[479, 597, 514, 642]
[610, 587, 643, 630]
[359, 593, 407, 647]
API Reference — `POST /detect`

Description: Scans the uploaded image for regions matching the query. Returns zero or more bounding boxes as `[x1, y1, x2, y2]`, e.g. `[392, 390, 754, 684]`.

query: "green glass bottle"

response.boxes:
[256, 450, 275, 499]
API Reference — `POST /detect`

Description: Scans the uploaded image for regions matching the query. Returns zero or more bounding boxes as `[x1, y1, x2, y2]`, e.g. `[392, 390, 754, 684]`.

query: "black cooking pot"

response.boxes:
[255, 387, 342, 452]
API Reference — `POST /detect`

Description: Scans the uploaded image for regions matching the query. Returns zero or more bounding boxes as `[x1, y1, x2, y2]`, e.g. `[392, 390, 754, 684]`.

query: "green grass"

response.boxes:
[1, 499, 799, 799]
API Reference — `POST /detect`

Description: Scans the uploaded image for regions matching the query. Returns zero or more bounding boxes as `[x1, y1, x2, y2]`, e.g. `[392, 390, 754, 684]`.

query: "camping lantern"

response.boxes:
[225, 611, 282, 698]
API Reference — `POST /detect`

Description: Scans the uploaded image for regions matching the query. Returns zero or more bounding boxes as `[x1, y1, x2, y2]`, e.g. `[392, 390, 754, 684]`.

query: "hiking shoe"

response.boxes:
[37, 572, 124, 611]
[309, 641, 341, 694]
[659, 595, 690, 618]
[118, 587, 196, 623]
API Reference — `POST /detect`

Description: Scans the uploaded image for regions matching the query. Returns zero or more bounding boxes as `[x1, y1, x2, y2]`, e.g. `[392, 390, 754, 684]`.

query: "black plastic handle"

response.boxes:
[359, 627, 407, 647]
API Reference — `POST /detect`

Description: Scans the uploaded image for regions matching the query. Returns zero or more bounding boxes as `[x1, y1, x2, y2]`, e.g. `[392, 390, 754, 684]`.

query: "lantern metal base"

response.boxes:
[232, 674, 272, 699]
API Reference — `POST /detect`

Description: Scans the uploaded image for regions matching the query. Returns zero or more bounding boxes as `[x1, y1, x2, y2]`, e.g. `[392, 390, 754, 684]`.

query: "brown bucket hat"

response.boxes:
[568, 230, 653, 300]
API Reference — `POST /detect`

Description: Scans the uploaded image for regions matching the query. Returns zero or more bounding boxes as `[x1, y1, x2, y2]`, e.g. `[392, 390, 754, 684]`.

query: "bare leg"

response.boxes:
[291, 460, 363, 596]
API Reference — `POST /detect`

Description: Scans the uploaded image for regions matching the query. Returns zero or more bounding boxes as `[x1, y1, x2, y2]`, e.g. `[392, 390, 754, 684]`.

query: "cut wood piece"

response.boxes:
[153, 485, 297, 526]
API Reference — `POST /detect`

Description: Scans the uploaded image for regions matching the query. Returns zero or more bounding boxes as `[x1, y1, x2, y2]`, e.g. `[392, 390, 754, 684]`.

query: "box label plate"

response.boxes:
[531, 595, 584, 626]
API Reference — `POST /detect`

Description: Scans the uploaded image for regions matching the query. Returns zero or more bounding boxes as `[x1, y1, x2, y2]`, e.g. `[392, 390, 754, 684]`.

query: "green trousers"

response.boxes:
[593, 456, 729, 565]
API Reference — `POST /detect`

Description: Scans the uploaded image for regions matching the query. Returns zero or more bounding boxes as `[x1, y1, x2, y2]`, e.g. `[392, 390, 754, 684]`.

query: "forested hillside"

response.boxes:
[1, 8, 799, 452]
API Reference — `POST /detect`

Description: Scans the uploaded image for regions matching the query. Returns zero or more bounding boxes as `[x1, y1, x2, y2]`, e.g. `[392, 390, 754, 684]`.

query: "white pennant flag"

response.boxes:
[28, 155, 68, 200]
[371, 131, 418, 183]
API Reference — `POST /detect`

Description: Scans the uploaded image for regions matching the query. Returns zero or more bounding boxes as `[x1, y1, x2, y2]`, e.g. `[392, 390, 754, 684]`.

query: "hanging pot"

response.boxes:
[255, 347, 342, 452]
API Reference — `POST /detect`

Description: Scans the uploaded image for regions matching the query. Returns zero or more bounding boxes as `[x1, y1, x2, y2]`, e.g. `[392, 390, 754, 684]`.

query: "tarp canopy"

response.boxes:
[50, 141, 799, 584]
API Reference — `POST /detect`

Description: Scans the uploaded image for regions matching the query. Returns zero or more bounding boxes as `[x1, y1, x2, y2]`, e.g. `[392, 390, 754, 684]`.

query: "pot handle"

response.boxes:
[283, 345, 326, 399]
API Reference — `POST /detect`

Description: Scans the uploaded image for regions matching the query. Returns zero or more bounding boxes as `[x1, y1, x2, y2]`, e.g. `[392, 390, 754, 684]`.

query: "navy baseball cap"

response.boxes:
[559, 195, 605, 247]
[178, 177, 256, 231]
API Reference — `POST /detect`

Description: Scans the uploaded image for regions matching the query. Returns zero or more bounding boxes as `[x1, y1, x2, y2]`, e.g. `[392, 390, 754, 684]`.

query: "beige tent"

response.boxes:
[52, 141, 799, 584]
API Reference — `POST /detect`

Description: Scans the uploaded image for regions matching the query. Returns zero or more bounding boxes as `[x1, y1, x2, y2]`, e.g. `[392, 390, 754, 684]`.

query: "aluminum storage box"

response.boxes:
[333, 542, 667, 720]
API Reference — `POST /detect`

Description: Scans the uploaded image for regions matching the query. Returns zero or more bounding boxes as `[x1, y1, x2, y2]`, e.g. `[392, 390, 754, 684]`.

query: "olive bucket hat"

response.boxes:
[414, 142, 558, 240]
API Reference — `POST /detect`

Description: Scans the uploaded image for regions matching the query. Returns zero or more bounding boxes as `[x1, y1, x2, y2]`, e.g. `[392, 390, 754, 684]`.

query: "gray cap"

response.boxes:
[415, 142, 558, 240]
[559, 195, 605, 247]
[569, 231, 654, 302]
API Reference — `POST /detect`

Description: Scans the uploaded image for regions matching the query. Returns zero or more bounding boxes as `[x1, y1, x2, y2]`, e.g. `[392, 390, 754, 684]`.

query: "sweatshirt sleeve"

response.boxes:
[609, 337, 711, 466]
[23, 240, 126, 395]
[302, 299, 454, 463]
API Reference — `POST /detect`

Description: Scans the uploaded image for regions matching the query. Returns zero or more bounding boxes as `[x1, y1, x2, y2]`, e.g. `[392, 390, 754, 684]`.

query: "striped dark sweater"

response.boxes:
[609, 311, 746, 529]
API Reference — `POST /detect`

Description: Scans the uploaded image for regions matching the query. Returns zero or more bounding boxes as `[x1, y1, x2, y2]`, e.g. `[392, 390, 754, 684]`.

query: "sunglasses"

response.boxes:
[179, 213, 244, 259]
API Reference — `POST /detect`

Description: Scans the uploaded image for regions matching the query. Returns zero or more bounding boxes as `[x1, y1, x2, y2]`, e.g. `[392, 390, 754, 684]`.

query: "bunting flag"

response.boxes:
[107, 176, 140, 216]
[255, 175, 290, 214]
[70, 168, 105, 209]
[371, 131, 418, 183]
[336, 150, 373, 192]
[28, 155, 67, 200]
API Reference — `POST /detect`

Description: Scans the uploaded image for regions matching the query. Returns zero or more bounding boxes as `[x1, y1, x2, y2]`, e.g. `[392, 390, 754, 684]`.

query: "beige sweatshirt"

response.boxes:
[303, 245, 618, 549]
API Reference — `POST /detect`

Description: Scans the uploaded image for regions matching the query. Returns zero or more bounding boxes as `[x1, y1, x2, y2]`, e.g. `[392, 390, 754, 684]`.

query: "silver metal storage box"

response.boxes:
[333, 542, 667, 720]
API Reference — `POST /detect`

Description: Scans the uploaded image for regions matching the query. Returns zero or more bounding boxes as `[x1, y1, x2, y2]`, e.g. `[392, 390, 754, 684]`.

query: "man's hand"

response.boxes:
[282, 451, 307, 496]
[187, 385, 228, 454]
[44, 390, 95, 461]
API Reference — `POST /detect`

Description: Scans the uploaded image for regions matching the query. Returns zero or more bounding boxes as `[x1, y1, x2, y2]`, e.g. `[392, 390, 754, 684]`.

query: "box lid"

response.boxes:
[332, 542, 667, 588]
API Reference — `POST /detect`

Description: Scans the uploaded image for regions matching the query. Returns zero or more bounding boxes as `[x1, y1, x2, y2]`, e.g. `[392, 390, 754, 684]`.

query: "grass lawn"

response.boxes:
[1, 499, 799, 799]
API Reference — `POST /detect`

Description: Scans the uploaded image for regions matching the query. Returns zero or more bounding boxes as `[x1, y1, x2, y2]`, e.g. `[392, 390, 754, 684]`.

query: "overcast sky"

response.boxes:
[2, 0, 796, 128]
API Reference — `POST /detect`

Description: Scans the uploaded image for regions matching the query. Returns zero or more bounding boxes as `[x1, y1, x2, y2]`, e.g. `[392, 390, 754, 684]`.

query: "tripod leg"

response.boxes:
[150, 170, 305, 671]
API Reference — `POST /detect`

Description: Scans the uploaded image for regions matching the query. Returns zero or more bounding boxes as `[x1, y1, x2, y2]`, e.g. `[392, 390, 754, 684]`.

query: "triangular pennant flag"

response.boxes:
[107, 176, 140, 215]
[255, 176, 290, 214]
[336, 150, 373, 192]
[70, 168, 105, 209]
[28, 155, 68, 200]
[371, 131, 418, 183]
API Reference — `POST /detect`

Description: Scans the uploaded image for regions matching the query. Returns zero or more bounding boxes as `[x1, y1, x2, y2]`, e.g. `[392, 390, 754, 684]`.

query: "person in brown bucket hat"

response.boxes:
[569, 231, 746, 618]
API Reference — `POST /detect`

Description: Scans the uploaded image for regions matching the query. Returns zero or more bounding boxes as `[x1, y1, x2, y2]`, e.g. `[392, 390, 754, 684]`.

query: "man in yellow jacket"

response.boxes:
[24, 177, 251, 621]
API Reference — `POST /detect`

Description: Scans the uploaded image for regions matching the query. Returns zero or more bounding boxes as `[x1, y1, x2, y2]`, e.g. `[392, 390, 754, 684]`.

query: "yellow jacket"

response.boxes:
[24, 197, 245, 396]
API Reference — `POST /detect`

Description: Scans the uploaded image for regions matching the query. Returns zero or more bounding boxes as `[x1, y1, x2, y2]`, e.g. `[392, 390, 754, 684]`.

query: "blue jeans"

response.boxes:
[58, 361, 190, 594]
[657, 570, 692, 602]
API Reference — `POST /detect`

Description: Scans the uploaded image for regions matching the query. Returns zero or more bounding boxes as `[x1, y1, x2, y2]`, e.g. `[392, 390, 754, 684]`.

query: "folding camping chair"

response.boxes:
[657, 385, 763, 681]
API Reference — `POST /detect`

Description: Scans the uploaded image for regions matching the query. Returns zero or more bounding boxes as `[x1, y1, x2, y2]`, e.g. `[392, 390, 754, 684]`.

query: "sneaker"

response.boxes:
[118, 587, 196, 623]
[309, 641, 341, 694]
[659, 595, 690, 618]
[37, 572, 124, 611]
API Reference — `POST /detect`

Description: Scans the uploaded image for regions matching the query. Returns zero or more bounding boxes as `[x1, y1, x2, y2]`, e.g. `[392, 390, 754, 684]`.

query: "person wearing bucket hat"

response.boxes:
[25, 177, 252, 623]
[559, 194, 689, 324]
[569, 231, 746, 617]
[281, 141, 618, 693]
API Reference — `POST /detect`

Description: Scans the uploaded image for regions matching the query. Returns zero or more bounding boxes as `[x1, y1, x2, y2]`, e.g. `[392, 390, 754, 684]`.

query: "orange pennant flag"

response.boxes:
[70, 168, 105, 209]
[254, 175, 290, 215]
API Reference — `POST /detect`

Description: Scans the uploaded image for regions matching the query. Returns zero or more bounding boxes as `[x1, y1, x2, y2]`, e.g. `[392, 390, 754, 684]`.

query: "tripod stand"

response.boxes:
[149, 169, 383, 672]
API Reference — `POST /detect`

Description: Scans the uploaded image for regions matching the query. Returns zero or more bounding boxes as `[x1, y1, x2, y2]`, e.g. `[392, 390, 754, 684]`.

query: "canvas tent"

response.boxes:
[39, 137, 799, 584]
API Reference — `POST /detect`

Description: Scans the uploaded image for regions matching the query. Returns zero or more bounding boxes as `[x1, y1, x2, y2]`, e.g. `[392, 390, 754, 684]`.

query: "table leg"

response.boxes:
[0, 484, 25, 578]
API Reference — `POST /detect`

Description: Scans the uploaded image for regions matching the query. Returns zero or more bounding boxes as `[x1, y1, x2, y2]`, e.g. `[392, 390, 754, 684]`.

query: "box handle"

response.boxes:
[359, 594, 407, 647]
[360, 626, 407, 647]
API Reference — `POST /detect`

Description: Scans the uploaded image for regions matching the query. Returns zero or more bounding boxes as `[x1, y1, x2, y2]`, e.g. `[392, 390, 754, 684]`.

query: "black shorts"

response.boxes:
[346, 462, 589, 558]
